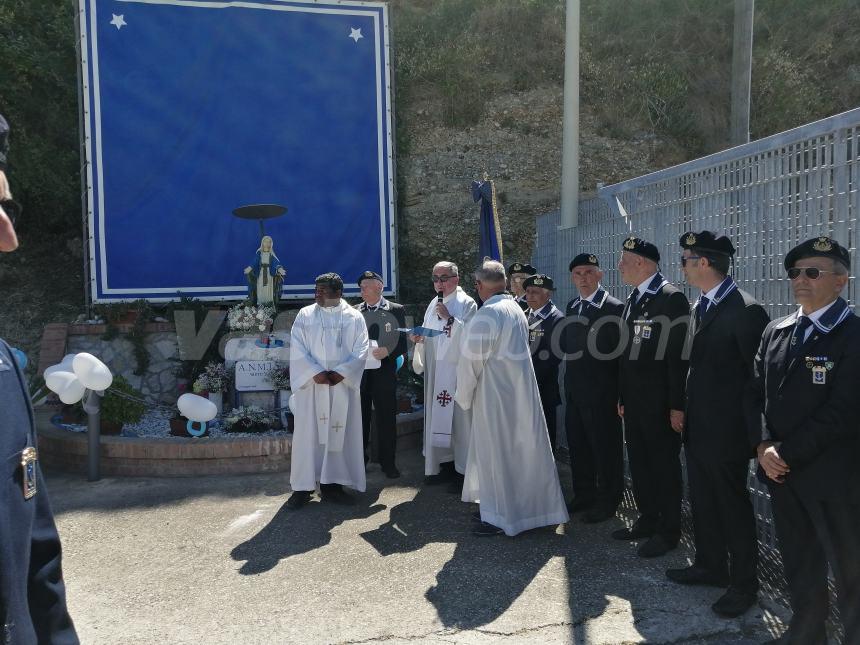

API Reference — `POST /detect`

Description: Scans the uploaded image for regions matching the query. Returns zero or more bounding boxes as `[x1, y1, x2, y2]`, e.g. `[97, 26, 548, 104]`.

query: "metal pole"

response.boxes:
[83, 390, 102, 481]
[560, 0, 581, 229]
[730, 0, 755, 146]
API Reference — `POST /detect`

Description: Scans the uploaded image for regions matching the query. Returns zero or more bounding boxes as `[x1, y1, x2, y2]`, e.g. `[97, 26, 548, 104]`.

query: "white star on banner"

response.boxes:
[110, 14, 126, 30]
[348, 27, 363, 43]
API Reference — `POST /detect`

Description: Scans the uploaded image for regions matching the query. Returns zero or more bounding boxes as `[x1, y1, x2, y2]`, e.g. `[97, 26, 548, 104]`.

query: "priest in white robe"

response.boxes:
[456, 260, 569, 536]
[411, 261, 477, 485]
[287, 273, 369, 509]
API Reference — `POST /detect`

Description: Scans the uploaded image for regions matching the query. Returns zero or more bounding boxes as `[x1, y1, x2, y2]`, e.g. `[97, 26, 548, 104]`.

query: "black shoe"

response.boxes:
[286, 491, 312, 510]
[566, 497, 596, 514]
[472, 521, 504, 537]
[320, 486, 356, 505]
[383, 466, 401, 479]
[424, 470, 456, 485]
[637, 535, 678, 558]
[611, 524, 654, 541]
[711, 588, 757, 618]
[582, 508, 616, 524]
[666, 565, 729, 588]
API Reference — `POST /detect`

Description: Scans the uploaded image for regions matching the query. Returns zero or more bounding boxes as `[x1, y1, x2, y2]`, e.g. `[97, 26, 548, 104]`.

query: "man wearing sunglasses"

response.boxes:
[747, 236, 859, 645]
[1, 113, 80, 643]
[411, 262, 477, 489]
[667, 231, 769, 618]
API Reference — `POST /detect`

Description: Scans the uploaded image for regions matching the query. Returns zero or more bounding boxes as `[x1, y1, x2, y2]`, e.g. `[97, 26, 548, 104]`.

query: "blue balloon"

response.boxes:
[395, 354, 404, 372]
[10, 347, 27, 370]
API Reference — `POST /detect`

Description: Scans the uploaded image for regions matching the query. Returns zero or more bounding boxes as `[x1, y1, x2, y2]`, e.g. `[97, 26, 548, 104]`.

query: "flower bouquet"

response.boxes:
[266, 363, 291, 391]
[192, 362, 230, 394]
[227, 303, 277, 333]
[223, 405, 277, 434]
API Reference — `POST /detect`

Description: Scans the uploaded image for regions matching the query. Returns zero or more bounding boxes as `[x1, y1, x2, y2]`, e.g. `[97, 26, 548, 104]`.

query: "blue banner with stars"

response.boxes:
[79, 0, 395, 302]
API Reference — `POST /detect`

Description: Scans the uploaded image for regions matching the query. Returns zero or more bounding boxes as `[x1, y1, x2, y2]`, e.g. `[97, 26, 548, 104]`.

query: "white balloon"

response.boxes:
[58, 377, 87, 404]
[44, 354, 77, 379]
[45, 370, 78, 394]
[177, 393, 217, 423]
[72, 352, 113, 391]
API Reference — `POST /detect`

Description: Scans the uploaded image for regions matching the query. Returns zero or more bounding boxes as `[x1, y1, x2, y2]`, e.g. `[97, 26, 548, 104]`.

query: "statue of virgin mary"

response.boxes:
[243, 235, 286, 306]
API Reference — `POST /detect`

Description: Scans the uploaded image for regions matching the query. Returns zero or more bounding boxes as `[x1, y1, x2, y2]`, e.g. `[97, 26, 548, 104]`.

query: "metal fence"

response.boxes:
[533, 107, 859, 637]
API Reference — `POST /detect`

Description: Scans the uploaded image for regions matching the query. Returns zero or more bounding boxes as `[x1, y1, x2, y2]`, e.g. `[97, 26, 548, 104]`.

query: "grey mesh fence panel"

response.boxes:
[533, 108, 859, 627]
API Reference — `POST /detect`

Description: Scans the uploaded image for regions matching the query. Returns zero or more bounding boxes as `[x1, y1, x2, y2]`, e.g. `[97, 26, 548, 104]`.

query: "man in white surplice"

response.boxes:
[287, 273, 369, 509]
[456, 260, 569, 536]
[411, 261, 477, 488]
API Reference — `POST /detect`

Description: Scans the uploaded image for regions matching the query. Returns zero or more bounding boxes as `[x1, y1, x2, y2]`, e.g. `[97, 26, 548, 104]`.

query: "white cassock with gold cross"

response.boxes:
[289, 300, 369, 492]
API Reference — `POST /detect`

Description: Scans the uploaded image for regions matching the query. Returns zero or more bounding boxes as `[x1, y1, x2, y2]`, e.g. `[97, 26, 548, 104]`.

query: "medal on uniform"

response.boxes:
[642, 325, 652, 339]
[812, 365, 826, 385]
[21, 447, 37, 499]
[384, 322, 392, 333]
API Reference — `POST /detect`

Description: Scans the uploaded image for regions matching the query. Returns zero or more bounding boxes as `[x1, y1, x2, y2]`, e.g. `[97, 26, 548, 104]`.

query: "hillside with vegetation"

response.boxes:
[1, 0, 858, 357]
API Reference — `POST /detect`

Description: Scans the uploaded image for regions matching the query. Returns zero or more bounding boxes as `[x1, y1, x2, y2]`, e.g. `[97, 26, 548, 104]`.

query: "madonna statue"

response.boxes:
[243, 235, 286, 306]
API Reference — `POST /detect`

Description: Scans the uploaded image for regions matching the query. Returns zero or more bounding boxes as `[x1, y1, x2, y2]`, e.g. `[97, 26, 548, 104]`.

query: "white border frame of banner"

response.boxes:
[78, 0, 397, 302]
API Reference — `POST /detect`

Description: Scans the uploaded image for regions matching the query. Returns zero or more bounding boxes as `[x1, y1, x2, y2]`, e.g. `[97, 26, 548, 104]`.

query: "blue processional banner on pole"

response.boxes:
[79, 0, 395, 302]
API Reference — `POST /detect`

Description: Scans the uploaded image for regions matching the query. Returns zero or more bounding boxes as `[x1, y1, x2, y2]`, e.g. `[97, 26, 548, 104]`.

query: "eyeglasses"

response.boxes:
[0, 199, 21, 226]
[787, 267, 834, 280]
[680, 255, 701, 267]
[431, 275, 455, 283]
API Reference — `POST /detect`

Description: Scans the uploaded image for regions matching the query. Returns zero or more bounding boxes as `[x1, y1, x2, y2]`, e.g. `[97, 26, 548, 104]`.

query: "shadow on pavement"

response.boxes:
[230, 497, 386, 575]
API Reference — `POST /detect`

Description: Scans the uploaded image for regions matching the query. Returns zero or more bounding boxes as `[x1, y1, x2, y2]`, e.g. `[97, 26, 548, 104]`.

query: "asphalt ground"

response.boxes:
[47, 448, 788, 644]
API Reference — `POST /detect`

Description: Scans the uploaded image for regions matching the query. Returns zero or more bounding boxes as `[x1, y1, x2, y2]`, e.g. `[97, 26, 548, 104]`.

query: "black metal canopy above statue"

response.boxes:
[232, 204, 287, 237]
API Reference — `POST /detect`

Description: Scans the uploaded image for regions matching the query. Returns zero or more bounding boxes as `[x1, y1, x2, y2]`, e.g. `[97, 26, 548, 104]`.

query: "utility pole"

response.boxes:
[560, 0, 580, 229]
[730, 0, 754, 146]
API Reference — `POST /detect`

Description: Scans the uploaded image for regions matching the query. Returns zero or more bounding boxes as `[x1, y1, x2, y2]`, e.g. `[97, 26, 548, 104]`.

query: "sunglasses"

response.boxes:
[787, 267, 834, 280]
[0, 199, 21, 226]
[431, 275, 455, 283]
[680, 255, 701, 267]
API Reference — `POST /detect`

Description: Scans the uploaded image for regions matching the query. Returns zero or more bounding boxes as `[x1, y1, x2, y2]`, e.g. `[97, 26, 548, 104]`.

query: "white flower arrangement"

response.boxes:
[266, 363, 291, 390]
[227, 303, 276, 333]
[192, 362, 230, 394]
[223, 405, 277, 433]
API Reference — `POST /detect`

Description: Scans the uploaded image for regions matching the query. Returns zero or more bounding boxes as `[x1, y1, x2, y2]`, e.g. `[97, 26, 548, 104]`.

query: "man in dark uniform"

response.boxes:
[747, 236, 860, 645]
[615, 236, 689, 557]
[0, 114, 79, 644]
[355, 271, 407, 479]
[560, 253, 625, 523]
[522, 274, 564, 454]
[665, 231, 769, 618]
[507, 262, 536, 312]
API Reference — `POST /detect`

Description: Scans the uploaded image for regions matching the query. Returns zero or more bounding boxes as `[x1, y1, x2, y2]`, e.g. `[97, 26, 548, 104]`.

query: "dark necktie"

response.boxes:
[789, 316, 813, 359]
[528, 312, 539, 326]
[696, 296, 710, 322]
[626, 288, 640, 319]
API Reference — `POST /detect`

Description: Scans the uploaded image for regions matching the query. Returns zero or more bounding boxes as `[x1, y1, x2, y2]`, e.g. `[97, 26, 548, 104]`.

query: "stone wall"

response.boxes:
[66, 330, 180, 404]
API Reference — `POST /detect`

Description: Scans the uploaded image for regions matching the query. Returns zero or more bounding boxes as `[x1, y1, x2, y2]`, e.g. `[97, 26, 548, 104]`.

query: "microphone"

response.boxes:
[437, 290, 444, 319]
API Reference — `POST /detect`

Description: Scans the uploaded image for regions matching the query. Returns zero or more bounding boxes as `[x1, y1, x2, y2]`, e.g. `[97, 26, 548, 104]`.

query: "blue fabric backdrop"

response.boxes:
[81, 0, 395, 301]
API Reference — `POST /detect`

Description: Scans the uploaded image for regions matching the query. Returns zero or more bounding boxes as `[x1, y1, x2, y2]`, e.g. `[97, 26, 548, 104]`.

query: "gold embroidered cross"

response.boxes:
[319, 414, 329, 424]
[331, 422, 344, 433]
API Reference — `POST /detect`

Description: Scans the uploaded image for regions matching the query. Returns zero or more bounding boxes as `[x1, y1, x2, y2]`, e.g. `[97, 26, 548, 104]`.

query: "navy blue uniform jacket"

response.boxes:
[1, 340, 78, 645]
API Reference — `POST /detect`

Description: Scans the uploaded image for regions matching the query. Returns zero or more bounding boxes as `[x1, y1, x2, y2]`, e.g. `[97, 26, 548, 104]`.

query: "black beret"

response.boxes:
[357, 270, 383, 286]
[507, 262, 537, 276]
[523, 274, 554, 291]
[0, 114, 9, 171]
[315, 272, 344, 291]
[569, 253, 600, 271]
[784, 236, 850, 271]
[679, 231, 735, 256]
[621, 236, 660, 263]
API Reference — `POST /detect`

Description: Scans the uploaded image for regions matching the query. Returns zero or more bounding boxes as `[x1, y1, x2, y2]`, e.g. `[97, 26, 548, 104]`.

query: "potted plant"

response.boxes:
[223, 406, 276, 434]
[192, 362, 230, 413]
[100, 375, 146, 435]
